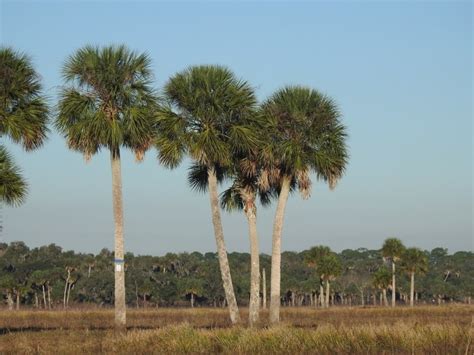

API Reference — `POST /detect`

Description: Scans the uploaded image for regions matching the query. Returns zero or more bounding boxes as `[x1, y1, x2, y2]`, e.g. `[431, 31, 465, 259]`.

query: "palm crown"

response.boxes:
[0, 146, 27, 206]
[0, 47, 49, 151]
[402, 247, 428, 274]
[382, 238, 405, 262]
[55, 45, 157, 159]
[260, 86, 348, 197]
[162, 65, 257, 170]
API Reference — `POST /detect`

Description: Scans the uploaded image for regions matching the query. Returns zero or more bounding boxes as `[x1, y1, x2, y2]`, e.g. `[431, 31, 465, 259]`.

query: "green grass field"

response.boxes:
[0, 305, 472, 354]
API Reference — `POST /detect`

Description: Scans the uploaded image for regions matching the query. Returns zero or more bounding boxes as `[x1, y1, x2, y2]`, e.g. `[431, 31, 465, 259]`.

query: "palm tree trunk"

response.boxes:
[207, 167, 240, 324]
[325, 280, 330, 308]
[383, 288, 388, 306]
[111, 149, 126, 329]
[391, 261, 396, 307]
[42, 285, 47, 309]
[245, 201, 260, 327]
[47, 286, 52, 309]
[320, 284, 325, 307]
[269, 176, 291, 324]
[7, 292, 13, 310]
[410, 271, 415, 307]
[191, 293, 194, 308]
[16, 291, 20, 310]
[262, 268, 267, 309]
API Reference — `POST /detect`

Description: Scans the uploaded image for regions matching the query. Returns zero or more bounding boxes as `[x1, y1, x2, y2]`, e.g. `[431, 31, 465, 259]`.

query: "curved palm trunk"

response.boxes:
[320, 284, 324, 308]
[244, 201, 260, 327]
[269, 176, 291, 324]
[410, 271, 415, 307]
[111, 149, 126, 329]
[382, 288, 388, 306]
[391, 261, 396, 307]
[207, 167, 240, 324]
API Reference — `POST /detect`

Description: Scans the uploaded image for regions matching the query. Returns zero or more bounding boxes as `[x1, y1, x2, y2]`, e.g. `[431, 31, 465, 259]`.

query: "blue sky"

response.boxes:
[1, 0, 472, 255]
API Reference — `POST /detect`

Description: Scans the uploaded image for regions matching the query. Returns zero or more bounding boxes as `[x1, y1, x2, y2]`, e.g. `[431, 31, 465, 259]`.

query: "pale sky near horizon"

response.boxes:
[0, 0, 472, 256]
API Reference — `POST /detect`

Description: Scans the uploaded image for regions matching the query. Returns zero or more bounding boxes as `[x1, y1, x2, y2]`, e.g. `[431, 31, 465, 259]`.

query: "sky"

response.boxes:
[0, 0, 472, 255]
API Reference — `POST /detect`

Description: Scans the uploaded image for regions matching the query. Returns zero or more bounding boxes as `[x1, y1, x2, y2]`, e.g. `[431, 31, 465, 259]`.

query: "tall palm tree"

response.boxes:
[304, 245, 331, 307]
[402, 247, 428, 307]
[0, 47, 49, 205]
[372, 266, 391, 306]
[55, 45, 158, 328]
[260, 86, 348, 324]
[381, 238, 405, 307]
[161, 65, 257, 324]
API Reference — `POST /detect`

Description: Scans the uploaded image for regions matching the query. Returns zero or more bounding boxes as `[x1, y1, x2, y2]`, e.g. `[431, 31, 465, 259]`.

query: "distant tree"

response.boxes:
[381, 238, 405, 307]
[55, 45, 158, 328]
[304, 246, 331, 307]
[317, 254, 342, 307]
[372, 266, 391, 306]
[402, 248, 428, 307]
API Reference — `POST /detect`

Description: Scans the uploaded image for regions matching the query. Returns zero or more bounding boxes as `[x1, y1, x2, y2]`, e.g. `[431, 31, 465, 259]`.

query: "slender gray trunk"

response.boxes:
[34, 292, 38, 308]
[383, 288, 388, 306]
[391, 261, 396, 307]
[42, 285, 47, 310]
[207, 167, 240, 324]
[191, 293, 194, 308]
[111, 149, 126, 329]
[325, 280, 330, 308]
[244, 201, 260, 326]
[410, 271, 415, 307]
[47, 286, 51, 309]
[16, 292, 20, 310]
[320, 284, 325, 307]
[7, 292, 13, 310]
[66, 282, 72, 307]
[262, 268, 267, 309]
[269, 176, 291, 324]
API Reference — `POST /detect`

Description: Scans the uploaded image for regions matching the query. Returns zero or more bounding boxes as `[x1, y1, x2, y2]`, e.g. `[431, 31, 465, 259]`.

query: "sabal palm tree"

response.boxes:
[304, 245, 331, 307]
[161, 65, 257, 324]
[381, 238, 405, 307]
[317, 253, 342, 307]
[402, 247, 428, 307]
[220, 149, 275, 326]
[372, 266, 391, 306]
[260, 86, 348, 323]
[0, 47, 49, 205]
[55, 45, 158, 328]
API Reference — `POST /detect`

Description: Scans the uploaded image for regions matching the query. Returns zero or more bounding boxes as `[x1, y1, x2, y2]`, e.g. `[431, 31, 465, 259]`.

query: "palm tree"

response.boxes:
[317, 253, 342, 307]
[402, 247, 428, 307]
[161, 65, 257, 324]
[304, 245, 331, 307]
[55, 45, 158, 328]
[260, 86, 348, 323]
[220, 150, 275, 326]
[372, 266, 391, 306]
[0, 47, 49, 205]
[381, 238, 405, 307]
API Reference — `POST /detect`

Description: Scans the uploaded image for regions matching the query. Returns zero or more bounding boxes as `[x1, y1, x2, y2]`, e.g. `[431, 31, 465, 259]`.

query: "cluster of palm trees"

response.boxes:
[379, 238, 428, 308]
[0, 45, 348, 328]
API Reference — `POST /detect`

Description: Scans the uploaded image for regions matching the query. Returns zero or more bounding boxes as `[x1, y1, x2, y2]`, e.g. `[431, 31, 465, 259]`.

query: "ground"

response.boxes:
[0, 305, 472, 354]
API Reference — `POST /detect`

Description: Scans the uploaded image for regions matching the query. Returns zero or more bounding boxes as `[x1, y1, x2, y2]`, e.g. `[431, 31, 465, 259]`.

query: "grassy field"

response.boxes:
[0, 305, 472, 354]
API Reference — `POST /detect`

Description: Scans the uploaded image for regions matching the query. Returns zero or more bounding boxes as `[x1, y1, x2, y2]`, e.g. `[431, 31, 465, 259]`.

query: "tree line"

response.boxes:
[0, 240, 472, 312]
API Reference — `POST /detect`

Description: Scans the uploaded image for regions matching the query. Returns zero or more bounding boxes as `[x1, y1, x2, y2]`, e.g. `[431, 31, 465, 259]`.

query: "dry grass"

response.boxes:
[0, 305, 472, 354]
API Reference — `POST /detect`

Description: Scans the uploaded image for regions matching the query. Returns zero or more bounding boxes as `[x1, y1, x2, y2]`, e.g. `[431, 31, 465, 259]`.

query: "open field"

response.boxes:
[0, 305, 472, 354]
